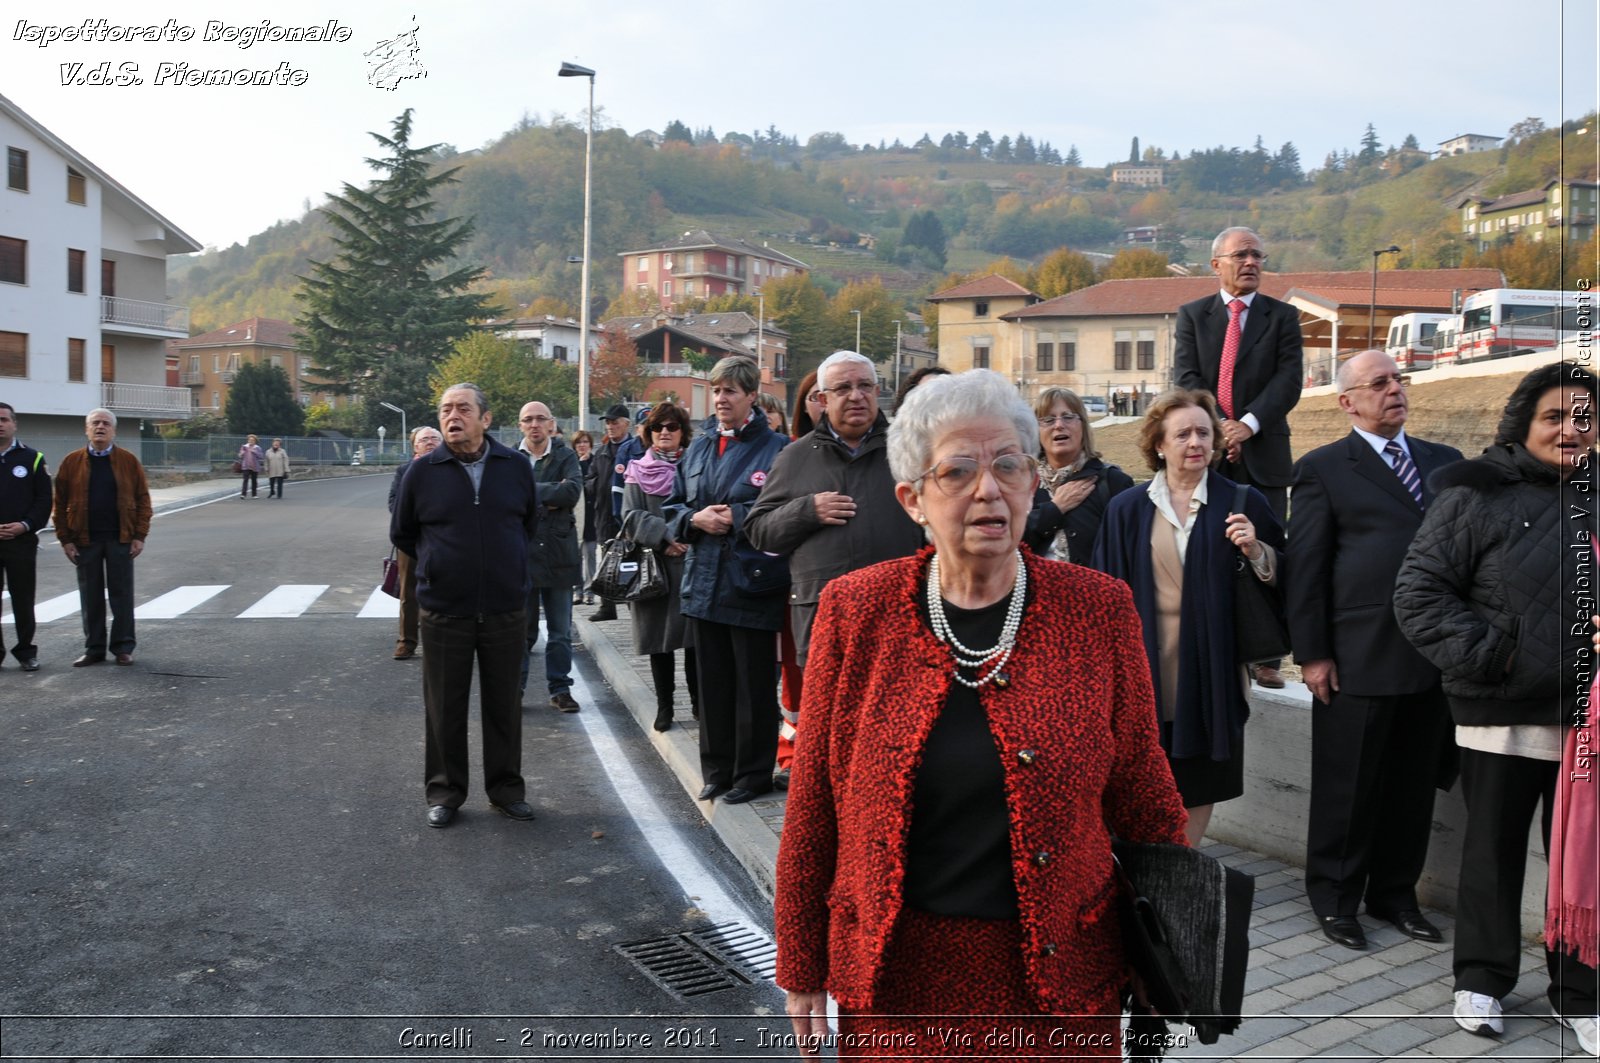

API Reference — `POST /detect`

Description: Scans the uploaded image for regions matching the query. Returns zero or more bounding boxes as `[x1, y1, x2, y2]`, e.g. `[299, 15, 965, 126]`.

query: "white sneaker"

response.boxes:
[1554, 1010, 1599, 1055]
[1454, 990, 1504, 1036]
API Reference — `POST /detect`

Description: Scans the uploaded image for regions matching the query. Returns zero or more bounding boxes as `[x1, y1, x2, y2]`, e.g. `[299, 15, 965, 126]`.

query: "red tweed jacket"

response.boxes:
[774, 547, 1188, 1012]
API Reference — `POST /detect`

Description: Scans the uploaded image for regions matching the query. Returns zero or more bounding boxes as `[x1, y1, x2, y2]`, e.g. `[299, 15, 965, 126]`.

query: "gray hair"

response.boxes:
[709, 355, 761, 394]
[1212, 226, 1261, 258]
[439, 382, 489, 416]
[817, 350, 876, 391]
[411, 425, 443, 443]
[86, 407, 117, 426]
[1334, 349, 1391, 394]
[888, 369, 1036, 483]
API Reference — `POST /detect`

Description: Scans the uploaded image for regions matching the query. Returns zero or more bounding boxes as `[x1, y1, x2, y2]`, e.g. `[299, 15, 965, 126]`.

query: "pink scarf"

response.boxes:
[625, 447, 680, 497]
[1547, 685, 1599, 966]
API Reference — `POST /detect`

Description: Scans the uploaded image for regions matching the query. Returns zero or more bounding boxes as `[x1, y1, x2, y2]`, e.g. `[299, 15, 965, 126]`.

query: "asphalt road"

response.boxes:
[1, 477, 787, 1061]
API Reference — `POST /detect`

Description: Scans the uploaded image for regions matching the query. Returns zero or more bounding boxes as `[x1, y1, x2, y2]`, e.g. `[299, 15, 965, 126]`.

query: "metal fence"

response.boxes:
[21, 429, 537, 472]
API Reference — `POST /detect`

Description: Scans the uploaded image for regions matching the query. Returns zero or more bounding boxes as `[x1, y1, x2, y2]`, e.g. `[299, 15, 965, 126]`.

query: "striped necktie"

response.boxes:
[1217, 298, 1244, 419]
[1384, 440, 1423, 507]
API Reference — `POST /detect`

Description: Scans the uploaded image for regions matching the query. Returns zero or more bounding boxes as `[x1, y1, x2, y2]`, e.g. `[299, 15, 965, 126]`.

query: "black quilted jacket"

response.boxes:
[1393, 443, 1594, 727]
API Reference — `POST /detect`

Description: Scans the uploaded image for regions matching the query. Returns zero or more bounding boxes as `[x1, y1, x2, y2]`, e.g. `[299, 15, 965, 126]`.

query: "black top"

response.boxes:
[87, 452, 119, 541]
[904, 591, 1018, 919]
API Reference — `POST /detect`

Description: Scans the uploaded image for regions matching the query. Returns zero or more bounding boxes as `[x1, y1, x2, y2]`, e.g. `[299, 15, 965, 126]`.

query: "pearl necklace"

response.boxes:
[926, 550, 1027, 688]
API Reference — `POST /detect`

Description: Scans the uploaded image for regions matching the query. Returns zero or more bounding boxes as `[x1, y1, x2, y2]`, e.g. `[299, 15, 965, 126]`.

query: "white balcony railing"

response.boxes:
[101, 381, 196, 416]
[100, 295, 190, 336]
[639, 362, 709, 378]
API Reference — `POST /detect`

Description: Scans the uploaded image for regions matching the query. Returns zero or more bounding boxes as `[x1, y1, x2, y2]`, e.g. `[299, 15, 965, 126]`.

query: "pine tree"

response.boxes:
[295, 110, 500, 434]
[1129, 136, 1140, 163]
[1358, 123, 1381, 164]
[1065, 145, 1082, 167]
[224, 362, 305, 437]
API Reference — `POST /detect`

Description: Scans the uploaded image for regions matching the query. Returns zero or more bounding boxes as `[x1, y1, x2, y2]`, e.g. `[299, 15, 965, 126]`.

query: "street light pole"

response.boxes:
[893, 319, 903, 393]
[850, 309, 862, 354]
[559, 61, 597, 430]
[1369, 245, 1401, 348]
[379, 400, 406, 449]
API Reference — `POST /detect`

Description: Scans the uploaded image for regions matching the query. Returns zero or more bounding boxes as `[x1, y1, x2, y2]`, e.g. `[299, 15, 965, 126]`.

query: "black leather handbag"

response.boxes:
[590, 536, 667, 602]
[1230, 484, 1290, 664]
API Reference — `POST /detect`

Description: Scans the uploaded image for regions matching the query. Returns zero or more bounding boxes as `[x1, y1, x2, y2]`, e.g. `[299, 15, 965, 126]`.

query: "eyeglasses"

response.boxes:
[1347, 373, 1411, 393]
[1217, 249, 1267, 263]
[916, 453, 1038, 496]
[1037, 413, 1081, 427]
[823, 382, 876, 398]
[520, 415, 554, 424]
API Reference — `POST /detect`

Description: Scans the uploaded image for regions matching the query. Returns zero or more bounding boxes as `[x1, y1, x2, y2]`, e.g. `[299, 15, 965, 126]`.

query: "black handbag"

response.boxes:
[1113, 839, 1255, 1056]
[722, 537, 789, 596]
[1229, 483, 1290, 664]
[589, 536, 667, 602]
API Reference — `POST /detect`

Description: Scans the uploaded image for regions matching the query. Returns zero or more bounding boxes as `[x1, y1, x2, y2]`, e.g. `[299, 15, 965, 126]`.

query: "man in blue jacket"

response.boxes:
[0, 402, 52, 671]
[392, 383, 539, 829]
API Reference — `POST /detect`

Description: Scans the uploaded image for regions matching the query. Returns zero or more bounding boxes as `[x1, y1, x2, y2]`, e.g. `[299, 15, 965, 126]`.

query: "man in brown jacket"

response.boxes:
[53, 408, 152, 666]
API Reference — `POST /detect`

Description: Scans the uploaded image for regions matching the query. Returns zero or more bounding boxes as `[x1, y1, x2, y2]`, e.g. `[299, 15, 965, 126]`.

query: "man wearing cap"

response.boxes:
[586, 404, 632, 622]
[607, 406, 654, 537]
[0, 402, 52, 672]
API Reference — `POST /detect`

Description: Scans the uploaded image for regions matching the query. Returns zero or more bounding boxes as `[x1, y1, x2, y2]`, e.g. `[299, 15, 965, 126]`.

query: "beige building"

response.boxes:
[1110, 164, 1165, 187]
[172, 317, 335, 412]
[924, 275, 1040, 379]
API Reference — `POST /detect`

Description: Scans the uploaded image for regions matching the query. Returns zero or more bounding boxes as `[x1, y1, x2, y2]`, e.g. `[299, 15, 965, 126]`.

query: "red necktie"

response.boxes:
[1218, 298, 1244, 419]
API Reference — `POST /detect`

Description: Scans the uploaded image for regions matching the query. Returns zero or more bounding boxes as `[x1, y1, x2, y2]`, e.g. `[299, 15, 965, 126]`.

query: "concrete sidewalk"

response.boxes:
[572, 609, 1587, 1060]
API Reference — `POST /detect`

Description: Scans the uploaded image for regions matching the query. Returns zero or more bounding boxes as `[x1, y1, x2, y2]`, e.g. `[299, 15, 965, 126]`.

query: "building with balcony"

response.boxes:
[492, 314, 601, 364]
[170, 317, 339, 413]
[620, 230, 808, 312]
[603, 310, 787, 419]
[1457, 179, 1599, 253]
[1437, 133, 1503, 156]
[1, 91, 199, 459]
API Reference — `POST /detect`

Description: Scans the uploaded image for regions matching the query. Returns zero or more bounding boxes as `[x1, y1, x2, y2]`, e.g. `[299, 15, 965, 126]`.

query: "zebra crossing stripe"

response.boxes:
[238, 585, 331, 618]
[2, 591, 80, 625]
[356, 586, 400, 619]
[135, 585, 229, 619]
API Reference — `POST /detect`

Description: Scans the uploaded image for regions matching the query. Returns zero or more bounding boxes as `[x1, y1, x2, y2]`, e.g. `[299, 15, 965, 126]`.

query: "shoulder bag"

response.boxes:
[1229, 483, 1290, 664]
[381, 546, 402, 599]
[590, 536, 667, 602]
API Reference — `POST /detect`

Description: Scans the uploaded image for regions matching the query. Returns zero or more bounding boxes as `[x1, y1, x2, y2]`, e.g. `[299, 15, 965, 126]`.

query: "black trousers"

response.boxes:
[267, 476, 285, 497]
[0, 535, 40, 660]
[1455, 747, 1598, 1012]
[75, 539, 136, 656]
[1304, 687, 1452, 917]
[420, 609, 526, 809]
[649, 648, 699, 710]
[690, 618, 778, 792]
[240, 471, 258, 496]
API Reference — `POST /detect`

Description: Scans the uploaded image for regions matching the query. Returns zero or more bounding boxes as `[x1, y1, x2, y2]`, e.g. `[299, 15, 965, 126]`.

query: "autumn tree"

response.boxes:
[1029, 249, 1098, 299]
[766, 272, 833, 384]
[430, 331, 563, 423]
[1100, 248, 1172, 281]
[829, 278, 900, 361]
[587, 326, 655, 407]
[296, 109, 500, 435]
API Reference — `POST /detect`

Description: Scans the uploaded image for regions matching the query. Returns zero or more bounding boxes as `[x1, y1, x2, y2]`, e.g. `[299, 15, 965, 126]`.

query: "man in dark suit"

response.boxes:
[1286, 349, 1462, 950]
[1176, 225, 1304, 687]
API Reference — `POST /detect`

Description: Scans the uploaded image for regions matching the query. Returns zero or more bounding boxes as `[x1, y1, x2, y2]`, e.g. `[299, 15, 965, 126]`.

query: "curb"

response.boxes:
[573, 613, 780, 901]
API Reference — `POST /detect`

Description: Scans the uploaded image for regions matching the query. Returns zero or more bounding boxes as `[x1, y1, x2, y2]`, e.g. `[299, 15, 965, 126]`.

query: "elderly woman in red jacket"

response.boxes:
[776, 369, 1188, 1058]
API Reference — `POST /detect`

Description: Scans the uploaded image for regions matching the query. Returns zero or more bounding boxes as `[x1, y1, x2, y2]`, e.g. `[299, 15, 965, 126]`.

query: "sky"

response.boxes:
[2, 0, 1596, 252]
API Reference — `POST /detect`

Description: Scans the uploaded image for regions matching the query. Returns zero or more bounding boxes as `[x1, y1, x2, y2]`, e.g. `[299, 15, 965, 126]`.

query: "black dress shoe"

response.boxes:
[491, 800, 535, 820]
[1371, 907, 1443, 942]
[20, 658, 39, 672]
[73, 653, 106, 667]
[1319, 915, 1368, 950]
[722, 786, 772, 805]
[697, 783, 728, 801]
[772, 768, 790, 791]
[589, 606, 617, 622]
[426, 805, 455, 828]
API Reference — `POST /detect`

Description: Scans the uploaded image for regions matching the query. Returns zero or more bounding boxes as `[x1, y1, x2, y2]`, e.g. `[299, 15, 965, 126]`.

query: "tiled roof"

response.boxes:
[629, 323, 751, 358]
[603, 312, 789, 338]
[173, 317, 300, 349]
[1474, 188, 1548, 213]
[622, 229, 809, 269]
[926, 275, 1038, 302]
[1002, 269, 1505, 319]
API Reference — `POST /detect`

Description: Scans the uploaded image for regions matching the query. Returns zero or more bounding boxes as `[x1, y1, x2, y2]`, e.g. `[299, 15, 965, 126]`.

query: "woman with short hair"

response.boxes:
[1024, 386, 1133, 562]
[778, 369, 1186, 1056]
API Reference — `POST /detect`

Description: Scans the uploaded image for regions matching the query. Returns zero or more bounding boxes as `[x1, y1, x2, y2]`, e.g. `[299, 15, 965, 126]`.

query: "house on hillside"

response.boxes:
[1457, 179, 1598, 252]
[602, 310, 787, 419]
[1, 91, 199, 452]
[492, 314, 601, 363]
[171, 317, 337, 413]
[1437, 133, 1502, 156]
[931, 269, 1505, 410]
[619, 230, 808, 312]
[1111, 164, 1165, 187]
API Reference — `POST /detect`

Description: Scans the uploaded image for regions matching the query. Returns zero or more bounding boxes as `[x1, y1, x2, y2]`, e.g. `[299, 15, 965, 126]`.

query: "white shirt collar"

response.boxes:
[1352, 425, 1410, 459]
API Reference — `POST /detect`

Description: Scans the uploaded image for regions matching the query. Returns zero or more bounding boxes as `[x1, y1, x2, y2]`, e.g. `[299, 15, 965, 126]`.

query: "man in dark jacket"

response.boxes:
[392, 384, 539, 829]
[0, 402, 52, 671]
[1287, 350, 1462, 951]
[516, 401, 583, 712]
[746, 351, 924, 782]
[387, 426, 442, 660]
[586, 404, 632, 621]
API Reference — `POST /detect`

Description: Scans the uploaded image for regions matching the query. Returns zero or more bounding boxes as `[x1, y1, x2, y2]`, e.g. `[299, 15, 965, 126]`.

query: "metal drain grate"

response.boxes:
[615, 921, 774, 1000]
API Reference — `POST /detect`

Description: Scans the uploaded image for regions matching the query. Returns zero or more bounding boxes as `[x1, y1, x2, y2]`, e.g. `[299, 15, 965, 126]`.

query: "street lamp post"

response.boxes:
[893, 320, 903, 393]
[379, 401, 406, 449]
[850, 309, 862, 353]
[559, 61, 597, 430]
[1369, 245, 1402, 348]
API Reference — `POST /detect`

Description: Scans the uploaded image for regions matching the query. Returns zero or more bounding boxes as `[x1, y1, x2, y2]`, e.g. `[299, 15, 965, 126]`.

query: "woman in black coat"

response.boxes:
[1023, 386, 1133, 562]
[1394, 363, 1598, 1043]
